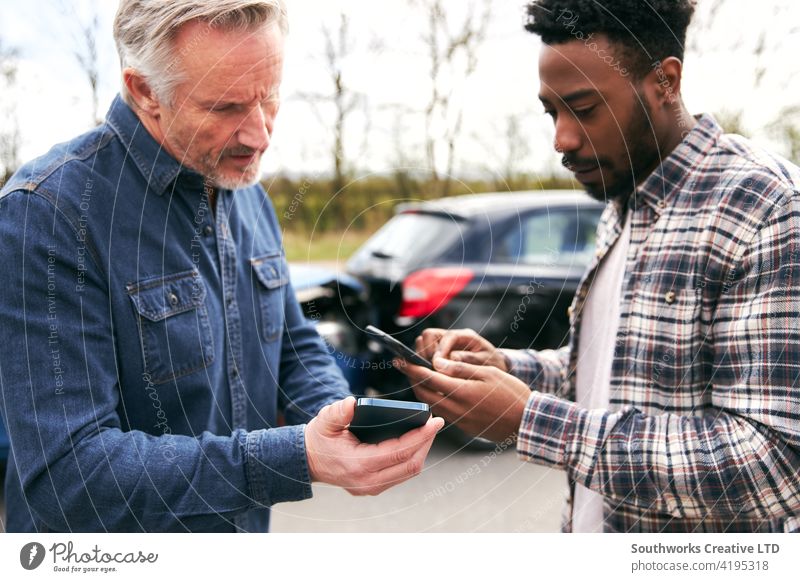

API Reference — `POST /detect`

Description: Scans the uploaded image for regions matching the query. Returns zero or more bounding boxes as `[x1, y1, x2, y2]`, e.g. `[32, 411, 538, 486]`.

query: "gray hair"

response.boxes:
[114, 0, 288, 106]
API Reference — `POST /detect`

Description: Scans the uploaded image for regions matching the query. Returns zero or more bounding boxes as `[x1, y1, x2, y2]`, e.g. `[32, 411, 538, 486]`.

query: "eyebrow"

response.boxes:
[539, 88, 600, 106]
[200, 87, 281, 109]
[200, 98, 240, 109]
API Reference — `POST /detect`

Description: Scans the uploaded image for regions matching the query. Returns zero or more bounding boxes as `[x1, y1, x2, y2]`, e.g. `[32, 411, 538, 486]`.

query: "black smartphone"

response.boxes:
[365, 325, 434, 370]
[349, 398, 431, 444]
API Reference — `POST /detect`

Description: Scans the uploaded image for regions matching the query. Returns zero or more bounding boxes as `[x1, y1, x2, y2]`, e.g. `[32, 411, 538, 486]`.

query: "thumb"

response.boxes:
[433, 355, 488, 380]
[319, 396, 356, 434]
[450, 349, 491, 366]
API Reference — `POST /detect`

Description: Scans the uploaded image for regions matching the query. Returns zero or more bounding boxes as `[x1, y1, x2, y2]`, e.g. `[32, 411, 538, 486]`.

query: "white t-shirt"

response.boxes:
[572, 211, 631, 533]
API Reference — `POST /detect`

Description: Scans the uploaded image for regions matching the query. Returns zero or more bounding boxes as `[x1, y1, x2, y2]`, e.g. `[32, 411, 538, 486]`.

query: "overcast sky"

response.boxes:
[1, 0, 798, 180]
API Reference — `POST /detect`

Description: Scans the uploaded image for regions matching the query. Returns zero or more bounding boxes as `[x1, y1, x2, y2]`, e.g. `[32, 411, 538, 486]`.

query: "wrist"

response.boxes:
[303, 422, 320, 483]
[498, 350, 511, 373]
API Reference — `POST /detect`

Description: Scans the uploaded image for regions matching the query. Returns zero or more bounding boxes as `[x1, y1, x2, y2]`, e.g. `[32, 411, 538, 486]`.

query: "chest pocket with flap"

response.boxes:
[127, 269, 214, 384]
[251, 253, 290, 342]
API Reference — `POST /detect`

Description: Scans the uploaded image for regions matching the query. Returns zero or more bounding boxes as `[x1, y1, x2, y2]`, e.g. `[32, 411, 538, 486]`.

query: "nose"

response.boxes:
[237, 103, 272, 152]
[553, 115, 582, 154]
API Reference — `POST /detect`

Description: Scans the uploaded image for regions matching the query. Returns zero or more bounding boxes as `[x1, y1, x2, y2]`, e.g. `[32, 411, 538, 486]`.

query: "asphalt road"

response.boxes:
[271, 437, 565, 533]
[0, 440, 565, 533]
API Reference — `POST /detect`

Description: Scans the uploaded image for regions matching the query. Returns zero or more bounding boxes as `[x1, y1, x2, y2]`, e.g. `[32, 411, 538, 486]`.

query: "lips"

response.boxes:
[228, 151, 261, 166]
[562, 155, 603, 178]
[572, 165, 602, 183]
[572, 165, 599, 174]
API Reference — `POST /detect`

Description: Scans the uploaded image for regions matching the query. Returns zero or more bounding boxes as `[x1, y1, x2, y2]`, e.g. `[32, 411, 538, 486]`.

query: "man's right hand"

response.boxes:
[304, 397, 444, 496]
[415, 328, 509, 373]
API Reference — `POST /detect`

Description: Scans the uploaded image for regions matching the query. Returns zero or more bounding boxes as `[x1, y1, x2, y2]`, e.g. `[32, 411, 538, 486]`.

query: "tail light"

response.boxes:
[398, 267, 474, 318]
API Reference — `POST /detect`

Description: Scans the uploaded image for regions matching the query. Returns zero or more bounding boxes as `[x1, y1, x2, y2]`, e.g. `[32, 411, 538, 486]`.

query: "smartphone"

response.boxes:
[349, 397, 431, 444]
[365, 325, 434, 370]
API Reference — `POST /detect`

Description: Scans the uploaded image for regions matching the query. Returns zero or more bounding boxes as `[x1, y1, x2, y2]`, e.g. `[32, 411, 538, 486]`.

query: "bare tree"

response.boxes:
[57, 0, 103, 126]
[76, 10, 102, 126]
[387, 104, 423, 199]
[712, 109, 749, 137]
[0, 40, 21, 184]
[296, 12, 377, 198]
[697, 1, 800, 93]
[767, 106, 800, 164]
[416, 0, 492, 198]
[489, 113, 534, 191]
[688, 0, 800, 159]
[322, 13, 360, 197]
[686, 0, 728, 57]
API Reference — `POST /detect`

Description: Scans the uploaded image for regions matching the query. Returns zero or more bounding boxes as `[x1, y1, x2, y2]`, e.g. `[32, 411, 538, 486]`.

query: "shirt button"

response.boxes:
[567, 306, 574, 318]
[665, 290, 676, 304]
[203, 225, 214, 236]
[657, 199, 667, 209]
[168, 293, 179, 306]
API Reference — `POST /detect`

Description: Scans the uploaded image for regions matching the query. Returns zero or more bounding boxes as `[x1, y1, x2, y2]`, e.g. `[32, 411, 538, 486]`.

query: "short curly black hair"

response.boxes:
[525, 0, 696, 78]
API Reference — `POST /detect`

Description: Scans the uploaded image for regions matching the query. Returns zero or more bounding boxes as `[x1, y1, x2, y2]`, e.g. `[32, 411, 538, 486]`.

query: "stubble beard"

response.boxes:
[198, 150, 263, 190]
[584, 94, 661, 205]
[167, 129, 263, 190]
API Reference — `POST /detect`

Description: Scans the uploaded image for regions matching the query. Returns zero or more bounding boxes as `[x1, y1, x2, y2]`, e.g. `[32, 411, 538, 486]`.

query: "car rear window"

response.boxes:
[349, 212, 463, 267]
[494, 208, 602, 267]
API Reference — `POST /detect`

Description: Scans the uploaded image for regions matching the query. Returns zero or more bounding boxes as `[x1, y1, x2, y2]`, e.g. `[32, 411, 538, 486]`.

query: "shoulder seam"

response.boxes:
[4, 188, 108, 287]
[8, 129, 116, 194]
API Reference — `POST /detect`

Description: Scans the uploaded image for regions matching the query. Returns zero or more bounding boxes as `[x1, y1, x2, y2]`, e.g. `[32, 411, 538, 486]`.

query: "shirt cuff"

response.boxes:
[242, 425, 313, 507]
[516, 391, 578, 469]
[502, 348, 542, 385]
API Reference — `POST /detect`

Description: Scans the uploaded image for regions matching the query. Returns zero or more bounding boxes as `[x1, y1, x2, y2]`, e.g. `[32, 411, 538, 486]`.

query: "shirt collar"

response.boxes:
[105, 94, 205, 196]
[631, 113, 722, 215]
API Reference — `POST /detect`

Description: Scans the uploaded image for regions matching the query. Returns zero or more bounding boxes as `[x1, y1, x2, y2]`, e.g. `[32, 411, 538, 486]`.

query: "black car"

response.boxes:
[346, 190, 603, 399]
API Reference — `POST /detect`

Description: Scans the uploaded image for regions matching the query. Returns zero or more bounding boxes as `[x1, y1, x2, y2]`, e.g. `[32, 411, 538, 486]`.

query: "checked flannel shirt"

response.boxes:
[505, 114, 800, 532]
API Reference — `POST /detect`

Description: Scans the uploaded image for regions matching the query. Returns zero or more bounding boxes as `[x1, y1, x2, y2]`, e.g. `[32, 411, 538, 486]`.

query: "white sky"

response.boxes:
[1, 0, 799, 180]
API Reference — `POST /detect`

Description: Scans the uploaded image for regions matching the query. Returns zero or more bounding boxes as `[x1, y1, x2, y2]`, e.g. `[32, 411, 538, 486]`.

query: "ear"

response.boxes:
[123, 68, 163, 119]
[643, 57, 683, 109]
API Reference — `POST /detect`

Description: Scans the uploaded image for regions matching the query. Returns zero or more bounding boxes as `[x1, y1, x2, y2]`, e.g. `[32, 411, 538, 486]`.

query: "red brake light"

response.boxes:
[398, 267, 474, 318]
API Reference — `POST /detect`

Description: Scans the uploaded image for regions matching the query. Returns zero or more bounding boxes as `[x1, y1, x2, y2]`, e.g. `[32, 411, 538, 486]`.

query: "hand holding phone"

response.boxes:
[365, 325, 434, 370]
[305, 397, 443, 495]
[349, 398, 432, 443]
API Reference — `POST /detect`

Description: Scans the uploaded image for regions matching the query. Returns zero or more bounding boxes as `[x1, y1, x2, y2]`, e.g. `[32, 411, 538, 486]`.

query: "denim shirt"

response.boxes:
[0, 96, 350, 532]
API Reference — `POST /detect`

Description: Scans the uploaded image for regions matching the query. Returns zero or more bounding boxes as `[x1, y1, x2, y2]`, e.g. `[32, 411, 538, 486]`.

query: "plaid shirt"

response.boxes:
[506, 114, 800, 532]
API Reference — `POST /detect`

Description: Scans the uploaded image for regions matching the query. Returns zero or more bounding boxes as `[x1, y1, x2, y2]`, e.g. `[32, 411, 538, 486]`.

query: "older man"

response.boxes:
[0, 0, 442, 533]
[404, 0, 800, 532]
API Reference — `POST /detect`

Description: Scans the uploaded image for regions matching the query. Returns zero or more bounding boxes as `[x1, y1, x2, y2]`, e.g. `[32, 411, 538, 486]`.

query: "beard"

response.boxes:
[195, 147, 263, 190]
[563, 92, 661, 205]
[166, 129, 263, 190]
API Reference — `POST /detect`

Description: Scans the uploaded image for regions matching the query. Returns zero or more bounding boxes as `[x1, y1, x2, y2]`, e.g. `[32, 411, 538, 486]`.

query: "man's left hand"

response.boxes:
[401, 355, 531, 443]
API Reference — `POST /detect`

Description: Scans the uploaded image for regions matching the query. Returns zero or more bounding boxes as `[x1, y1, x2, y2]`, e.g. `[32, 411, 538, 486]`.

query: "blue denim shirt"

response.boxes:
[0, 96, 350, 532]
